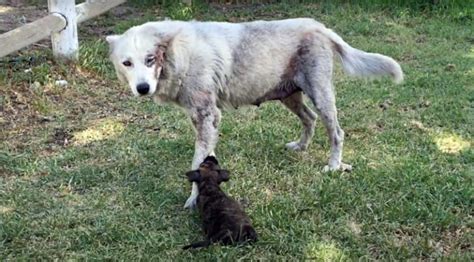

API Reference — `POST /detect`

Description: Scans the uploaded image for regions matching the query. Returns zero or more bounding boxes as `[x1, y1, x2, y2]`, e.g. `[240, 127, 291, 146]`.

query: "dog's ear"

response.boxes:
[186, 170, 201, 183]
[153, 28, 182, 50]
[153, 31, 178, 69]
[105, 35, 121, 52]
[105, 35, 120, 45]
[204, 156, 218, 165]
[218, 169, 230, 183]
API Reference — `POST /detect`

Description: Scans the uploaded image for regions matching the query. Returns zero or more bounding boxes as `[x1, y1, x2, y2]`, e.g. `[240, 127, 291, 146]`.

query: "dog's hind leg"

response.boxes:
[295, 47, 352, 172]
[281, 91, 317, 151]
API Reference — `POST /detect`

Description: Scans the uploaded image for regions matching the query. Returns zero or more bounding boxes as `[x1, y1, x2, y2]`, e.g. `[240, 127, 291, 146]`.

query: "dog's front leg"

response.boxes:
[184, 100, 221, 209]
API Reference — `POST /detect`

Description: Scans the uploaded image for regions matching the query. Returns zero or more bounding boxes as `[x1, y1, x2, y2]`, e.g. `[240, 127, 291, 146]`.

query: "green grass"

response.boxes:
[1, 2, 473, 260]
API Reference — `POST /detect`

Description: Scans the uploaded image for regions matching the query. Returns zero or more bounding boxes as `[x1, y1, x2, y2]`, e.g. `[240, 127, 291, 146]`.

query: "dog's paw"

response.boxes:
[285, 141, 307, 151]
[184, 194, 198, 209]
[323, 162, 352, 173]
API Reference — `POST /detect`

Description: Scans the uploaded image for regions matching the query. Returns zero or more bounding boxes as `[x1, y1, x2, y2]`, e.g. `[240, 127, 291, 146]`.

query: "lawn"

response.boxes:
[0, 1, 472, 260]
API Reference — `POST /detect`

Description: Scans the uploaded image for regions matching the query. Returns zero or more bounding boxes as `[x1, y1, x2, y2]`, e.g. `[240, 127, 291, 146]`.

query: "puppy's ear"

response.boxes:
[186, 170, 201, 183]
[204, 156, 218, 165]
[218, 169, 230, 183]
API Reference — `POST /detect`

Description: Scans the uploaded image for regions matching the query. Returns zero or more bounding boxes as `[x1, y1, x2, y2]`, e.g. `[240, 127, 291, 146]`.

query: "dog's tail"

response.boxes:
[322, 27, 404, 84]
[182, 240, 210, 250]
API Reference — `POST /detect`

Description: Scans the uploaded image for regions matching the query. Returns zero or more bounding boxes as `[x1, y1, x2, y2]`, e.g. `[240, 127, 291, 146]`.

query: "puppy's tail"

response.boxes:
[182, 240, 210, 250]
[323, 27, 404, 84]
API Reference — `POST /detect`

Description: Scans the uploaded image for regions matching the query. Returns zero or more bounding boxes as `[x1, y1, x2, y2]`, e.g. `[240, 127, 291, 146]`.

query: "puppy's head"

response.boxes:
[185, 156, 230, 185]
[106, 21, 180, 97]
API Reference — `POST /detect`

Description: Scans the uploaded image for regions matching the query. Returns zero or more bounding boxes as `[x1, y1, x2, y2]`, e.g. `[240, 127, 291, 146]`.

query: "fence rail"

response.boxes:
[0, 14, 66, 58]
[0, 0, 126, 61]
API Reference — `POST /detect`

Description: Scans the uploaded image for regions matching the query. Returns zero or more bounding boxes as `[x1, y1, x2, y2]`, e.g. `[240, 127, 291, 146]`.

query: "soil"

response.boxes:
[0, 1, 48, 33]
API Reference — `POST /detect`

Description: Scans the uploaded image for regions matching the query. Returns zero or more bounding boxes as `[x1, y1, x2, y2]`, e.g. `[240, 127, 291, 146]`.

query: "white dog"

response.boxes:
[106, 18, 403, 208]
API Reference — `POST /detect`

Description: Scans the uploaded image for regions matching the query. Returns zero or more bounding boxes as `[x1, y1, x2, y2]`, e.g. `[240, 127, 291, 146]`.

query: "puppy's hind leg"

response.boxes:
[182, 240, 211, 250]
[240, 224, 258, 244]
[211, 230, 234, 246]
[281, 91, 317, 151]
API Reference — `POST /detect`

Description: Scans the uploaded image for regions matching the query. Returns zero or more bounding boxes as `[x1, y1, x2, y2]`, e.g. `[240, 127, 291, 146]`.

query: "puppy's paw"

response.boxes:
[285, 141, 307, 151]
[323, 162, 352, 173]
[184, 194, 198, 209]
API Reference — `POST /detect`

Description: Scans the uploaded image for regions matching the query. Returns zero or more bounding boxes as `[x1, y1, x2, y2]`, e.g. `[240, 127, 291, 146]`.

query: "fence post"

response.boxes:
[48, 0, 78, 61]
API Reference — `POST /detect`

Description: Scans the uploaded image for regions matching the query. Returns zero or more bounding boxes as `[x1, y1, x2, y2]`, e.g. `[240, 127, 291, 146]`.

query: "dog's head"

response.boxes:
[186, 156, 230, 185]
[106, 22, 180, 97]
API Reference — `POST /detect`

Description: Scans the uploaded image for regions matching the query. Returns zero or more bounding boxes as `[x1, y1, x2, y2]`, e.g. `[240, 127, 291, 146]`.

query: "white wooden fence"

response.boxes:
[0, 0, 126, 61]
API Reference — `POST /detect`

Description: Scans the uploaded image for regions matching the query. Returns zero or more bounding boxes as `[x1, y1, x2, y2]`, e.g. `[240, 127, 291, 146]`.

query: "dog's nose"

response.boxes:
[136, 83, 150, 95]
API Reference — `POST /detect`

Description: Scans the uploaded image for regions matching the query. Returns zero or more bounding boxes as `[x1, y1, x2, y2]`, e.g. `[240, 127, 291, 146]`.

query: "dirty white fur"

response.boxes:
[107, 18, 403, 209]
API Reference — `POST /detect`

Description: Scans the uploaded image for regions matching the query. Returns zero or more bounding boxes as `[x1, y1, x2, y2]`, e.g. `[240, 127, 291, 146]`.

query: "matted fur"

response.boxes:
[106, 18, 403, 208]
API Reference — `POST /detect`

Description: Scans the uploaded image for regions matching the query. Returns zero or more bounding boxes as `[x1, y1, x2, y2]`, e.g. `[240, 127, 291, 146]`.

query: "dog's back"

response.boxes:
[184, 156, 257, 249]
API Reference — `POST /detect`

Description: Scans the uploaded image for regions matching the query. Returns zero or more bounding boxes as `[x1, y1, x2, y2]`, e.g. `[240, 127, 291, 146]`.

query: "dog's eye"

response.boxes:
[122, 60, 132, 67]
[145, 56, 156, 67]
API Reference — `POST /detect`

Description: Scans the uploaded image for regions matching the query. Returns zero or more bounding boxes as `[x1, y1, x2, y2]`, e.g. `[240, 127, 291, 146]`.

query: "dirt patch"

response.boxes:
[0, 60, 128, 154]
[79, 5, 138, 38]
[51, 127, 73, 147]
[0, 1, 48, 33]
[390, 225, 473, 257]
[0, 1, 140, 54]
[436, 226, 473, 255]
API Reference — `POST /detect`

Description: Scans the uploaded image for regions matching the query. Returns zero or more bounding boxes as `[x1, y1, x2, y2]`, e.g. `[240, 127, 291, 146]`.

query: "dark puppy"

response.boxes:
[183, 156, 257, 249]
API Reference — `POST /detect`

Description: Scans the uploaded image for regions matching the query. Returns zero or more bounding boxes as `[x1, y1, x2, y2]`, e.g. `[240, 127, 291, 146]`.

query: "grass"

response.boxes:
[1, 2, 473, 260]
